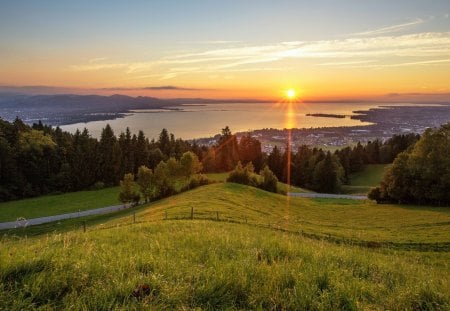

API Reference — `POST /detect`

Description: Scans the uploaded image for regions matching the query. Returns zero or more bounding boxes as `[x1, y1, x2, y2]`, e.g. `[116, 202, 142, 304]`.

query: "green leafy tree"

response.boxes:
[119, 173, 140, 205]
[136, 166, 154, 202]
[215, 126, 239, 172]
[371, 123, 450, 205]
[312, 152, 344, 193]
[260, 165, 278, 193]
[267, 145, 284, 180]
[180, 151, 203, 180]
[238, 134, 263, 171]
[154, 161, 175, 197]
[98, 124, 122, 186]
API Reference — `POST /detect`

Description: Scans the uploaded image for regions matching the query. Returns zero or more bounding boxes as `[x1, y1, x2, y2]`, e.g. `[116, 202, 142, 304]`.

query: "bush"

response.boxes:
[227, 163, 278, 194]
[180, 174, 210, 192]
[227, 162, 259, 187]
[259, 166, 278, 193]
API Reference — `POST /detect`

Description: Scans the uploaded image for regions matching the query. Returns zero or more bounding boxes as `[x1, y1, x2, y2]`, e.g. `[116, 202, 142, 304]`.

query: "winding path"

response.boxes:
[0, 204, 128, 230]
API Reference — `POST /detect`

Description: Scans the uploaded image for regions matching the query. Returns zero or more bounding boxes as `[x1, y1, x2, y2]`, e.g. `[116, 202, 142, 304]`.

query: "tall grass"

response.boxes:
[1, 221, 449, 310]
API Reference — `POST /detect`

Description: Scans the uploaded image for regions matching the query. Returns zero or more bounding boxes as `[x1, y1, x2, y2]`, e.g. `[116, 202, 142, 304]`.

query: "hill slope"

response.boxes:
[105, 183, 450, 247]
[1, 183, 449, 309]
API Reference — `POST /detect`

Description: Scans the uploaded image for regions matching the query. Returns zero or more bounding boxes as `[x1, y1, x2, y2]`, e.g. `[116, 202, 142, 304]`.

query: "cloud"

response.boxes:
[345, 58, 450, 69]
[352, 18, 424, 36]
[88, 57, 107, 63]
[71, 63, 128, 71]
[200, 40, 242, 44]
[318, 60, 376, 66]
[70, 31, 450, 79]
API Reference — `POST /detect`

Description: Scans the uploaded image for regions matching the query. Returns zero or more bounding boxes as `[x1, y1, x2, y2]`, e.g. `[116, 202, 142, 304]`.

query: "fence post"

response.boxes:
[133, 212, 136, 223]
[216, 211, 219, 221]
[165, 210, 168, 220]
[83, 221, 86, 233]
[191, 207, 194, 220]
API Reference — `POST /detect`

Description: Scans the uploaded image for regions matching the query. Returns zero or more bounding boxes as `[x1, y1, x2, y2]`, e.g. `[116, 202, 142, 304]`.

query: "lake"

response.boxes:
[60, 102, 398, 140]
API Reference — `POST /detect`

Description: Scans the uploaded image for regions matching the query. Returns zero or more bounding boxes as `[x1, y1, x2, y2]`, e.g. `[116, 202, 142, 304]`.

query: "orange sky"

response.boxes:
[1, 1, 450, 100]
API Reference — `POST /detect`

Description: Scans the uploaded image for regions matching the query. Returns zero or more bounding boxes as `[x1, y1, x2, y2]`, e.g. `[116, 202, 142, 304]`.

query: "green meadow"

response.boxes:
[1, 183, 449, 309]
[342, 164, 388, 195]
[0, 187, 120, 222]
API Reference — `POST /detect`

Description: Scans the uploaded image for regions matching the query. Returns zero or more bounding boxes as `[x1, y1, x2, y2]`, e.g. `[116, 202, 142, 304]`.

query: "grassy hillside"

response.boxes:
[104, 183, 450, 247]
[1, 221, 449, 309]
[0, 173, 308, 223]
[342, 164, 388, 195]
[350, 164, 388, 187]
[1, 183, 449, 309]
[206, 172, 312, 193]
[0, 187, 120, 222]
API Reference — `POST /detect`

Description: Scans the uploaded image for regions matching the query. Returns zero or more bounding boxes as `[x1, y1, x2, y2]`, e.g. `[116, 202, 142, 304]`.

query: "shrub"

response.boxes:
[180, 174, 210, 192]
[118, 173, 140, 205]
[227, 162, 259, 187]
[259, 166, 278, 193]
[227, 163, 279, 194]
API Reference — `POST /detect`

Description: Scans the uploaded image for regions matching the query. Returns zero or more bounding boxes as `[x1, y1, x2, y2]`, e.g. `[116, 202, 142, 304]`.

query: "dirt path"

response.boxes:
[0, 204, 128, 230]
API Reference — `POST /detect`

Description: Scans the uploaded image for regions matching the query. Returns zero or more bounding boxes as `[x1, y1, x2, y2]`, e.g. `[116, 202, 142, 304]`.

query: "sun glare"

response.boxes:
[286, 89, 296, 100]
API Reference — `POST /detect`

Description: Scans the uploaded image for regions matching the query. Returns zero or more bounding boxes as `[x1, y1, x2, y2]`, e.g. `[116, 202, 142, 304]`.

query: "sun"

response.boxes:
[286, 89, 296, 100]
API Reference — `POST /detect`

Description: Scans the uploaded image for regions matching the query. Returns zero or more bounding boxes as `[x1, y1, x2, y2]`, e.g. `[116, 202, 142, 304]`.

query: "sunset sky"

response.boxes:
[1, 0, 450, 100]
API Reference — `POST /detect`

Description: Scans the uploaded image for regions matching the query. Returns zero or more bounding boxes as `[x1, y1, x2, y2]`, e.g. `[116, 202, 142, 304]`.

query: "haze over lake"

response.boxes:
[60, 102, 390, 139]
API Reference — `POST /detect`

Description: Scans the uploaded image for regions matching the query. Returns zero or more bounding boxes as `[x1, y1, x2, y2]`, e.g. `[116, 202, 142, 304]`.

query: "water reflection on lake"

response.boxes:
[60, 102, 386, 139]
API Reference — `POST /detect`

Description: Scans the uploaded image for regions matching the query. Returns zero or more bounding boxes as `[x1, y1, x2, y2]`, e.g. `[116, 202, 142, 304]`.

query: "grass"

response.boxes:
[1, 221, 449, 310]
[0, 172, 309, 224]
[1, 182, 449, 309]
[8, 183, 450, 247]
[342, 164, 388, 195]
[103, 183, 450, 247]
[350, 164, 388, 187]
[0, 187, 120, 222]
[206, 172, 312, 193]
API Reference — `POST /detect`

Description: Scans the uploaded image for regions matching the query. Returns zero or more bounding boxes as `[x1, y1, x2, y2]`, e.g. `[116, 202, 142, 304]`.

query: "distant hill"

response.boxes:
[0, 93, 171, 125]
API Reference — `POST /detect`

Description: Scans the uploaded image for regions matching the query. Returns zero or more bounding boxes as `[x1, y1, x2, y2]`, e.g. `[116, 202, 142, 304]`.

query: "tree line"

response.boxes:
[369, 123, 450, 206]
[262, 133, 419, 193]
[0, 116, 421, 203]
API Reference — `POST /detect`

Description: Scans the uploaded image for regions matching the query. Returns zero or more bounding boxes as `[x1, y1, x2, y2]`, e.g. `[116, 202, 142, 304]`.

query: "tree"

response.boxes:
[238, 134, 263, 171]
[201, 148, 216, 172]
[267, 146, 284, 180]
[312, 152, 343, 193]
[158, 128, 171, 158]
[98, 124, 122, 186]
[118, 127, 135, 175]
[371, 123, 450, 205]
[180, 151, 203, 180]
[260, 166, 278, 193]
[215, 126, 239, 172]
[135, 130, 149, 171]
[153, 161, 175, 197]
[136, 166, 154, 203]
[119, 173, 140, 205]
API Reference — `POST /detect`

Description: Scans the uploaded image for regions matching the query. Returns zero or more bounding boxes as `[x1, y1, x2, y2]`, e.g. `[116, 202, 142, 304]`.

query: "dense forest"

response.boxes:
[0, 116, 426, 203]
